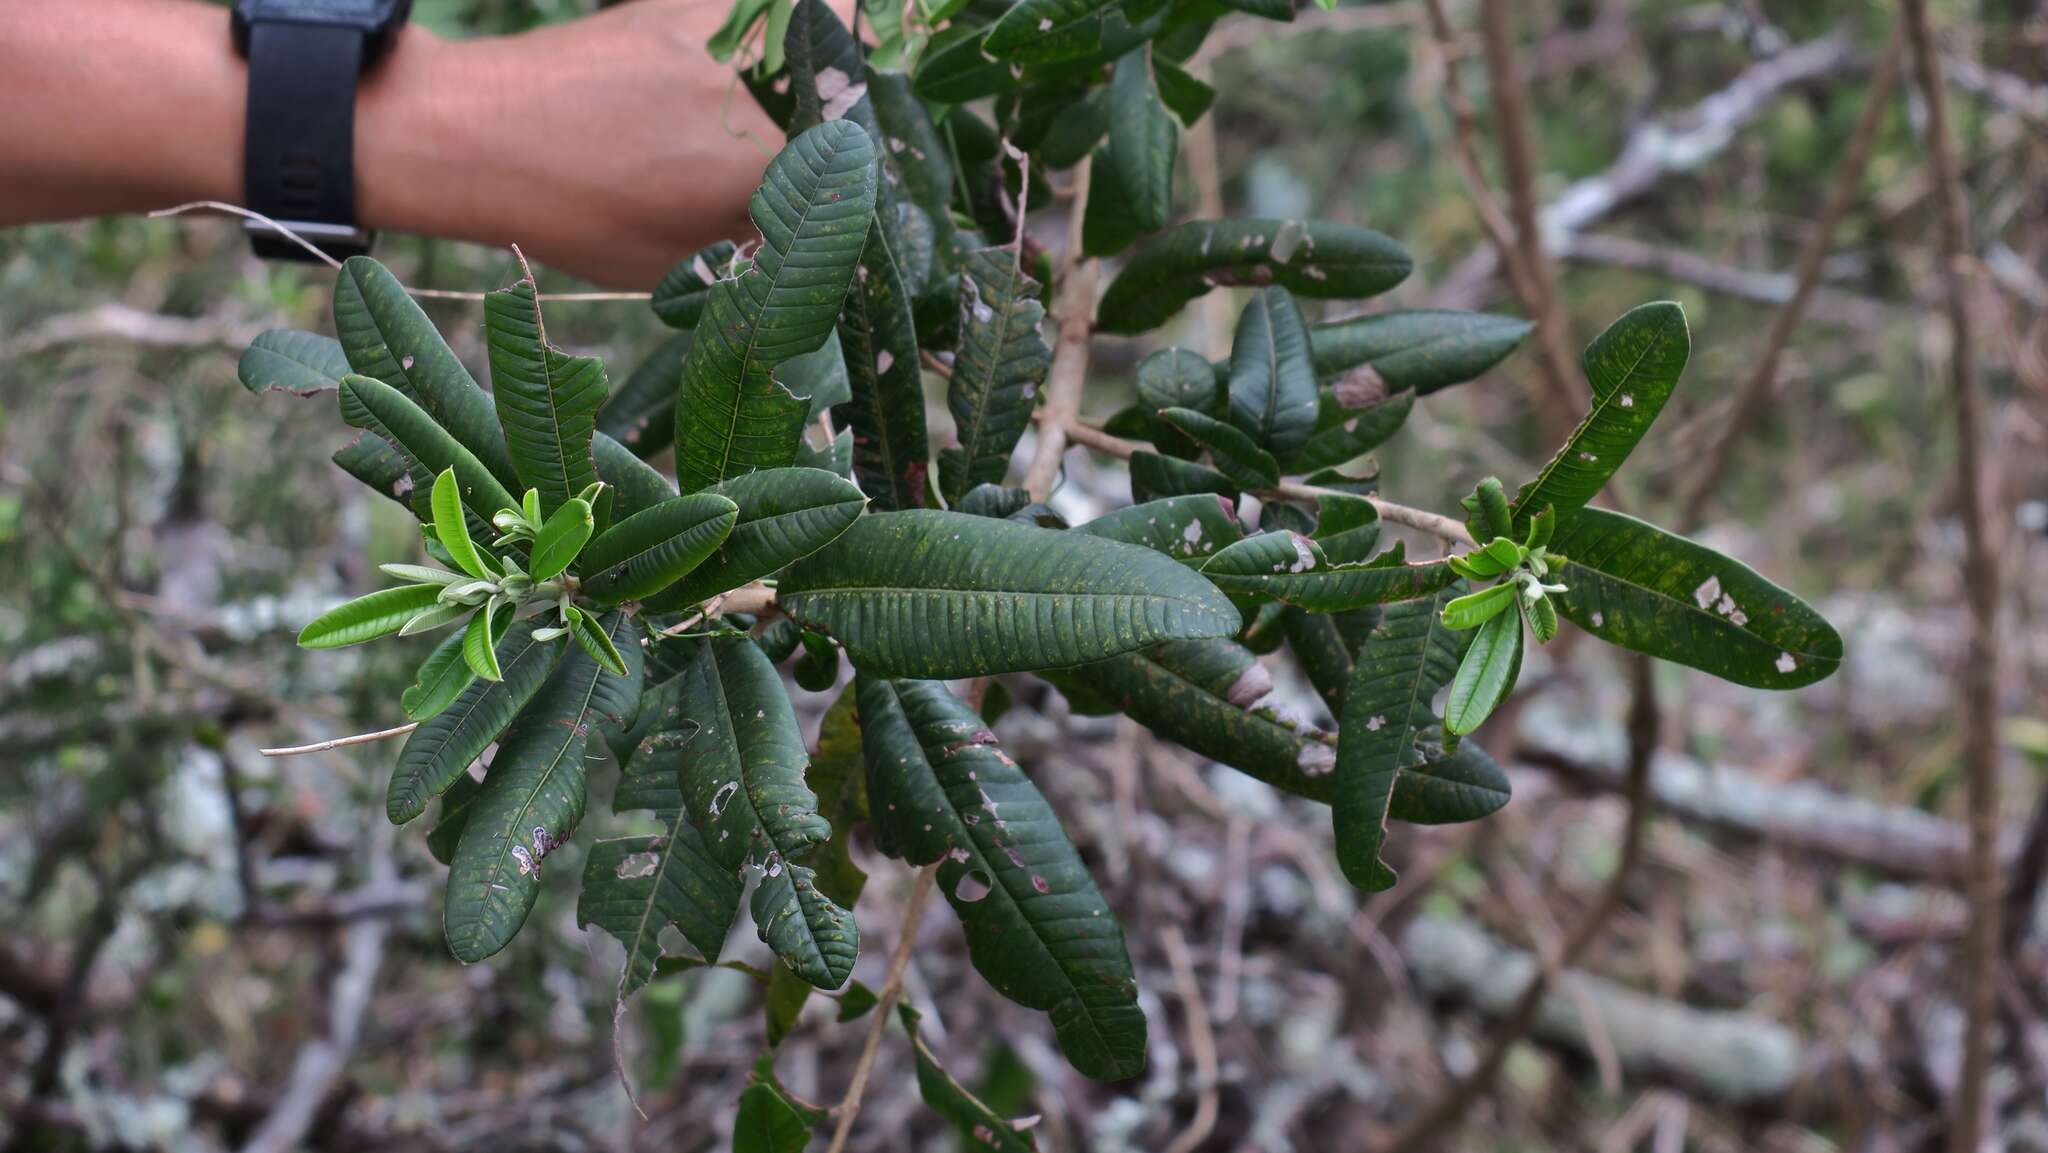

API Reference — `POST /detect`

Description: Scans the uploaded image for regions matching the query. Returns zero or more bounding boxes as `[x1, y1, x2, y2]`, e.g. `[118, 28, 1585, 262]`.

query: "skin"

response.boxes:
[0, 0, 811, 287]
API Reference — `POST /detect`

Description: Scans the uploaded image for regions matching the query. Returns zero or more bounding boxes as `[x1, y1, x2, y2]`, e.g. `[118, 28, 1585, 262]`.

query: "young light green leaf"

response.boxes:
[402, 629, 477, 721]
[380, 563, 461, 587]
[332, 256, 521, 491]
[238, 329, 350, 396]
[670, 637, 857, 989]
[778, 510, 1242, 678]
[1525, 588, 1560, 643]
[1333, 586, 1469, 891]
[485, 278, 606, 515]
[431, 468, 494, 581]
[1549, 506, 1842, 688]
[1508, 302, 1690, 536]
[462, 601, 510, 681]
[1096, 219, 1411, 335]
[1109, 45, 1176, 233]
[644, 468, 867, 612]
[578, 494, 740, 604]
[859, 677, 1145, 1080]
[1309, 310, 1535, 395]
[939, 247, 1051, 503]
[1444, 607, 1522, 736]
[1226, 287, 1319, 459]
[570, 607, 630, 677]
[529, 497, 594, 583]
[297, 584, 443, 649]
[389, 619, 565, 824]
[674, 122, 879, 493]
[398, 602, 472, 637]
[1440, 581, 1516, 630]
[445, 613, 644, 962]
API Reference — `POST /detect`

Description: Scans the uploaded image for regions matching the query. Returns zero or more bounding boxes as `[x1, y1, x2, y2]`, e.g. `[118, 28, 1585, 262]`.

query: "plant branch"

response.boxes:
[260, 721, 419, 758]
[1899, 3, 2003, 1150]
[1022, 155, 1100, 503]
[1676, 22, 1903, 530]
[1160, 925, 1220, 1153]
[1045, 411, 1476, 545]
[823, 862, 939, 1153]
[1381, 654, 1658, 1152]
[1473, 0, 1585, 434]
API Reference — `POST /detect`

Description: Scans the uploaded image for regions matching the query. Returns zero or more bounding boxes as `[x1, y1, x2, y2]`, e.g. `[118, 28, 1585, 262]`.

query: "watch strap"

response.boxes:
[242, 21, 371, 261]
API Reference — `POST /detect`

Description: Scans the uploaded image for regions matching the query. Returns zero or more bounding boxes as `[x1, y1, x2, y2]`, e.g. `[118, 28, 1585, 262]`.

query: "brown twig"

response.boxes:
[1021, 155, 1100, 503]
[823, 863, 939, 1153]
[1676, 22, 1903, 529]
[1382, 654, 1658, 1152]
[1475, 0, 1586, 435]
[1160, 925, 1220, 1153]
[260, 721, 419, 758]
[1899, 3, 2004, 1150]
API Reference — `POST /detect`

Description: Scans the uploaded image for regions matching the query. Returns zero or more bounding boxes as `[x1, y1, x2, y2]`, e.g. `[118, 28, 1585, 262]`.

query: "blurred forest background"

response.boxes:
[4, 0, 2048, 1150]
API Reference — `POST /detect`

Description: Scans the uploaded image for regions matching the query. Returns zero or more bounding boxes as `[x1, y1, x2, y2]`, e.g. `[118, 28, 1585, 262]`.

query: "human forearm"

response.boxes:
[1, 0, 786, 287]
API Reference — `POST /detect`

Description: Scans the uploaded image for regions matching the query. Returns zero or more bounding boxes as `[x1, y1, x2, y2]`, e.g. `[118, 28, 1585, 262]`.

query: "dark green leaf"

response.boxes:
[332, 256, 521, 490]
[238, 329, 349, 396]
[1097, 219, 1411, 335]
[839, 222, 931, 510]
[1156, 406, 1280, 488]
[1310, 309, 1533, 395]
[1073, 494, 1243, 565]
[645, 468, 868, 611]
[899, 1005, 1040, 1151]
[985, 0, 1119, 62]
[1128, 449, 1235, 502]
[674, 122, 879, 493]
[1200, 534, 1456, 612]
[652, 241, 739, 330]
[579, 685, 744, 999]
[1080, 142, 1146, 257]
[332, 433, 416, 509]
[388, 620, 564, 825]
[427, 772, 481, 866]
[446, 614, 644, 962]
[1333, 587, 1469, 891]
[597, 334, 692, 458]
[915, 31, 1016, 103]
[485, 279, 606, 514]
[778, 510, 1242, 677]
[337, 375, 519, 535]
[1226, 286, 1318, 459]
[1136, 347, 1218, 414]
[860, 678, 1145, 1079]
[1037, 87, 1109, 168]
[1292, 390, 1415, 473]
[796, 427, 854, 478]
[1152, 55, 1214, 124]
[672, 638, 858, 988]
[1508, 301, 1689, 536]
[734, 1079, 814, 1153]
[1549, 506, 1842, 689]
[939, 247, 1050, 503]
[1108, 46, 1176, 233]
[579, 494, 740, 604]
[595, 431, 681, 520]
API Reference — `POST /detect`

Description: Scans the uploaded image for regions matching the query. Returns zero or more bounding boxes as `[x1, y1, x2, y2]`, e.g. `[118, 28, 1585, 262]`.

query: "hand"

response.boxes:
[360, 1, 790, 287]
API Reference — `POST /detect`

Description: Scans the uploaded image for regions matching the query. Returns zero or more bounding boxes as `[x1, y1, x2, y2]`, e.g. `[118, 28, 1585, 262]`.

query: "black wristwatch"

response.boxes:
[231, 0, 413, 261]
